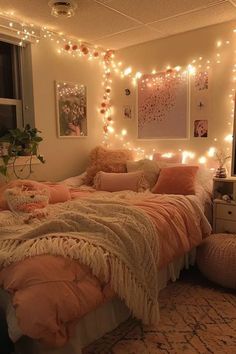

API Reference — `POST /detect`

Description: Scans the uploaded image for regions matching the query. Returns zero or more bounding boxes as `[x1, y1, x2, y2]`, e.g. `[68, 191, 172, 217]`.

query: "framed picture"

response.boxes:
[123, 105, 132, 119]
[137, 71, 189, 139]
[194, 119, 208, 137]
[55, 81, 87, 137]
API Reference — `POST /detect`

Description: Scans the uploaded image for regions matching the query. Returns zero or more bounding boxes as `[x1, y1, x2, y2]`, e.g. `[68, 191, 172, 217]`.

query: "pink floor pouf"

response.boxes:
[197, 234, 236, 289]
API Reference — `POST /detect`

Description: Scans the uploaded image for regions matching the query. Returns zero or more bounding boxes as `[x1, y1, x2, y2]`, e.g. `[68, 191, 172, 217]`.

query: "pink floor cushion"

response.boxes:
[197, 234, 236, 289]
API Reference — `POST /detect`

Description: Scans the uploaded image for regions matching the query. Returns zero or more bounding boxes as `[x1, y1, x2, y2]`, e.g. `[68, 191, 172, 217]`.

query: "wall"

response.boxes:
[30, 39, 104, 181]
[111, 21, 236, 165]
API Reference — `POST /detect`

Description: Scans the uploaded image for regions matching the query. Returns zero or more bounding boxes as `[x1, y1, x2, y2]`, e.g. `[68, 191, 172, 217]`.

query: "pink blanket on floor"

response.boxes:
[0, 192, 211, 347]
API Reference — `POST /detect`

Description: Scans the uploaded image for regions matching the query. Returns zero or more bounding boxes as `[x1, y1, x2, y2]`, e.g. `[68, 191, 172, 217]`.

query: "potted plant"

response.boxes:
[215, 149, 231, 178]
[0, 124, 45, 179]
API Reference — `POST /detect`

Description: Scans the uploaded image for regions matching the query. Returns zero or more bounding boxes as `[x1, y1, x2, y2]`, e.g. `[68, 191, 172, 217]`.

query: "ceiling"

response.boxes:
[1, 0, 236, 49]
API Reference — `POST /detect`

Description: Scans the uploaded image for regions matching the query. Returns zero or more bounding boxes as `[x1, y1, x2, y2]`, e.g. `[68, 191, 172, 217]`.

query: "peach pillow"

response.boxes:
[94, 171, 148, 192]
[44, 183, 71, 204]
[152, 166, 199, 195]
[85, 146, 134, 185]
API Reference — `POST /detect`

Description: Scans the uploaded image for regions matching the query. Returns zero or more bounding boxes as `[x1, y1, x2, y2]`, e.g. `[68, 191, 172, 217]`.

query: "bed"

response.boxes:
[0, 173, 212, 354]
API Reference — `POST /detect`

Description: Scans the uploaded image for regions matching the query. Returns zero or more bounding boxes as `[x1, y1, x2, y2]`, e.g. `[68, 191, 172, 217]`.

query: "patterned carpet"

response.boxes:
[83, 268, 236, 354]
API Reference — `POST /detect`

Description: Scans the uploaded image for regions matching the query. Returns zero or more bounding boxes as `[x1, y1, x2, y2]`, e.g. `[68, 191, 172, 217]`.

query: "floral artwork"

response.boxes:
[194, 71, 208, 91]
[56, 82, 87, 137]
[138, 71, 188, 139]
[194, 119, 208, 137]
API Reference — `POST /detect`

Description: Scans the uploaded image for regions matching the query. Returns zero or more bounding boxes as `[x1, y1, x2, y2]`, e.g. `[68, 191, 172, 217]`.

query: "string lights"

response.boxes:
[0, 12, 235, 167]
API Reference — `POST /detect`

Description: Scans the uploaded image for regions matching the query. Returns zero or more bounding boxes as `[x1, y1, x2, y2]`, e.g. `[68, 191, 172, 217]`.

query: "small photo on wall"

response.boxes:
[55, 81, 87, 138]
[194, 120, 208, 137]
[123, 105, 132, 119]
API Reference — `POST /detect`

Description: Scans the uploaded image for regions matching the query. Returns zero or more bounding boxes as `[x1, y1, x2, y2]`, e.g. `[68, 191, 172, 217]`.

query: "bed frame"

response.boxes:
[13, 249, 196, 354]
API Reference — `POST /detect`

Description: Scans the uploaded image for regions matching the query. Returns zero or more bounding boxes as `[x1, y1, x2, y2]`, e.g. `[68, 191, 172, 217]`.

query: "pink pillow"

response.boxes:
[153, 152, 182, 164]
[152, 166, 199, 195]
[85, 146, 134, 185]
[94, 171, 148, 192]
[44, 183, 71, 204]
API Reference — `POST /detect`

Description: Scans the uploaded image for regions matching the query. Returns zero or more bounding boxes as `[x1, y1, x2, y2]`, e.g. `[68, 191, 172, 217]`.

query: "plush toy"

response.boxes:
[4, 187, 49, 222]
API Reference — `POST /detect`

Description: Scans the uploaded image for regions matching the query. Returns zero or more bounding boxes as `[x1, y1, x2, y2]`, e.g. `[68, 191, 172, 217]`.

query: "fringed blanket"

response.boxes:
[0, 198, 159, 325]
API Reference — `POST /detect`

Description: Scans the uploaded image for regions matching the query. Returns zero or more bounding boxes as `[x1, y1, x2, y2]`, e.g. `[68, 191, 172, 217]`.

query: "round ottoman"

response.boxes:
[197, 234, 236, 289]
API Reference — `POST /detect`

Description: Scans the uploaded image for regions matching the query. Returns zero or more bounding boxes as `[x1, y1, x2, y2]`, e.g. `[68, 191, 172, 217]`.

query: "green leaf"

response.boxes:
[37, 155, 45, 164]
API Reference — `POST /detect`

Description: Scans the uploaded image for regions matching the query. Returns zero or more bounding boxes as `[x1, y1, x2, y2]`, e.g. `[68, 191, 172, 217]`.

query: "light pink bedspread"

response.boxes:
[0, 190, 211, 347]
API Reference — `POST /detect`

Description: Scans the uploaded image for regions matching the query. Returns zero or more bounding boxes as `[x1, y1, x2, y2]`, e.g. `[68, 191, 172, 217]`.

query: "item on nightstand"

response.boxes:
[197, 234, 236, 289]
[214, 150, 231, 179]
[222, 194, 232, 202]
[214, 166, 227, 178]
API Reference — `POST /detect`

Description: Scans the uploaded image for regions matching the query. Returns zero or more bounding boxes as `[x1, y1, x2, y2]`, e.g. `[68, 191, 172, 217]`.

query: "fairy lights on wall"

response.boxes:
[0, 11, 235, 166]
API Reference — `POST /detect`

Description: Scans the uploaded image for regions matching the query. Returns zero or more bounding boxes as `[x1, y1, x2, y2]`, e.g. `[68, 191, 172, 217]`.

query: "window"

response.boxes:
[0, 39, 35, 137]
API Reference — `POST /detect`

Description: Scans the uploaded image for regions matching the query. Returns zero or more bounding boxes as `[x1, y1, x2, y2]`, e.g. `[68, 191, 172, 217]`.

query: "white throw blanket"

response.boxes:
[0, 197, 160, 325]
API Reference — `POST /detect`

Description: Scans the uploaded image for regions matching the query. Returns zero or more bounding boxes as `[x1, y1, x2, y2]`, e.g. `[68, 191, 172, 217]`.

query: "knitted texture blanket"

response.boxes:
[0, 197, 159, 325]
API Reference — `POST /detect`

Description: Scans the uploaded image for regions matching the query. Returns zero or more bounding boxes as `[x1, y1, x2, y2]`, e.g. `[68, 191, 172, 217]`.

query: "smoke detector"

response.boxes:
[48, 0, 78, 18]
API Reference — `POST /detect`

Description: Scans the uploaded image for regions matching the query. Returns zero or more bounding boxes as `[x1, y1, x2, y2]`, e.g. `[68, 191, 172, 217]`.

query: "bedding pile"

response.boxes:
[0, 190, 211, 347]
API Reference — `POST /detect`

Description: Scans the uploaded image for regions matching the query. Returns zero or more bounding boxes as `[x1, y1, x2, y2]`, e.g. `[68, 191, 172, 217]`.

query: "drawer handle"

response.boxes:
[228, 211, 232, 215]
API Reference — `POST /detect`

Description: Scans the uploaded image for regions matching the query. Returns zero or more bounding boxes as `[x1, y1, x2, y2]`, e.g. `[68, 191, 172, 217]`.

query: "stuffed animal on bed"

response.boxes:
[4, 186, 50, 222]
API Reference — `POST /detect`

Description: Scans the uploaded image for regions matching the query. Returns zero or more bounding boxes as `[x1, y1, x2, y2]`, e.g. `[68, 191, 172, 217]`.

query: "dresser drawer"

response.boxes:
[215, 219, 236, 233]
[215, 203, 236, 221]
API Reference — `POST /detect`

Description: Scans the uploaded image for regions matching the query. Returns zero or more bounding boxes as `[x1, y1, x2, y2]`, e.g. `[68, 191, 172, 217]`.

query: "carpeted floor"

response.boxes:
[83, 268, 236, 354]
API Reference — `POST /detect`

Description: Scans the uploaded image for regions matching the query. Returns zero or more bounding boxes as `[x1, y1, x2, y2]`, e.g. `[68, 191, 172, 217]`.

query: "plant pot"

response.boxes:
[215, 166, 227, 178]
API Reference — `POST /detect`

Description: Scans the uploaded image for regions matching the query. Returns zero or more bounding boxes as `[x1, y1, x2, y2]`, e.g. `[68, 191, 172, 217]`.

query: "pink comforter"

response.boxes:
[0, 192, 211, 347]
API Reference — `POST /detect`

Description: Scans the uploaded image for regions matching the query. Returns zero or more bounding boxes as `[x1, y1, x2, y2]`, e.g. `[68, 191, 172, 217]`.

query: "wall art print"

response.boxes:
[55, 81, 87, 137]
[123, 105, 132, 119]
[138, 71, 188, 139]
[194, 71, 208, 91]
[194, 119, 208, 137]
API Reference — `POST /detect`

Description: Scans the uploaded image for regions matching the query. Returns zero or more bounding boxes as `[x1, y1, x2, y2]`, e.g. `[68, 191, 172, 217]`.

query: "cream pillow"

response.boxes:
[94, 171, 149, 192]
[126, 159, 160, 189]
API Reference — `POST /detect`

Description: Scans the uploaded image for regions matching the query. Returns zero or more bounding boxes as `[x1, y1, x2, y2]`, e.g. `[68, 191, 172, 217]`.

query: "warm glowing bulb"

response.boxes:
[175, 66, 181, 72]
[207, 147, 216, 157]
[199, 156, 207, 164]
[161, 153, 173, 158]
[124, 67, 132, 76]
[224, 134, 233, 142]
[121, 129, 127, 136]
[135, 71, 142, 79]
[187, 65, 196, 75]
[107, 126, 114, 133]
[217, 40, 222, 47]
[182, 151, 195, 164]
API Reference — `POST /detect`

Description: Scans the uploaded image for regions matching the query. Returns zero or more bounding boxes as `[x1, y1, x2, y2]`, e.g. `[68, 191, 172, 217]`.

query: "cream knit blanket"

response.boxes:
[0, 197, 159, 324]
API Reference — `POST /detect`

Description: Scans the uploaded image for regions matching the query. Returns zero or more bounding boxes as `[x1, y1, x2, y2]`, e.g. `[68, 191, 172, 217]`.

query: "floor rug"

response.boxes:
[83, 268, 236, 354]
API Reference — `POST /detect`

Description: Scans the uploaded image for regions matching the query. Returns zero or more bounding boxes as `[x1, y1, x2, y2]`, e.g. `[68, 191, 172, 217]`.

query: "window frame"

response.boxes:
[0, 35, 35, 134]
[0, 97, 23, 131]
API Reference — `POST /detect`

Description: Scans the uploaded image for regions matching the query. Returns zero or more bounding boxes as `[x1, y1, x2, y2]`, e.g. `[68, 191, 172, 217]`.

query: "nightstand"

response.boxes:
[213, 177, 236, 233]
[213, 199, 236, 233]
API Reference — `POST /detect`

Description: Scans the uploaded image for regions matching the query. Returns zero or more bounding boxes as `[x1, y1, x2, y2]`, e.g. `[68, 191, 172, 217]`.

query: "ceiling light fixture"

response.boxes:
[48, 0, 77, 18]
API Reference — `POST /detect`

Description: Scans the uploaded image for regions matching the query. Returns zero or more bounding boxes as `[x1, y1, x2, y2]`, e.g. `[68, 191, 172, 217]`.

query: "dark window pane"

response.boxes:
[0, 104, 17, 137]
[0, 42, 21, 99]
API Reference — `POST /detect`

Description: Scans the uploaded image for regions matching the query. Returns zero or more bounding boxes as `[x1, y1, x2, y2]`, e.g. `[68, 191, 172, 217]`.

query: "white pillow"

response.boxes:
[62, 172, 87, 187]
[126, 159, 160, 189]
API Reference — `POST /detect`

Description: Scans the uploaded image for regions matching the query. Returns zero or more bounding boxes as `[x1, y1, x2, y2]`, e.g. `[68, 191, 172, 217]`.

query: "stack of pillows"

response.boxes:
[85, 146, 204, 196]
